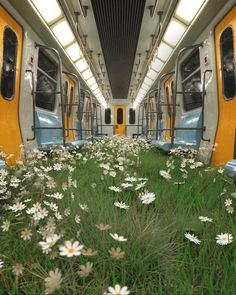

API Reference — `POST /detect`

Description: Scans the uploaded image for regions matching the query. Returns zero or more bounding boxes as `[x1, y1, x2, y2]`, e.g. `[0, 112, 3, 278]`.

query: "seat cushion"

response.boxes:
[224, 160, 236, 180]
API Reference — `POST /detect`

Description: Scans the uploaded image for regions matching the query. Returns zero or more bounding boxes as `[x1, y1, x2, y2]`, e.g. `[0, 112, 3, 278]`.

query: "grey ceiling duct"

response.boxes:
[91, 0, 146, 99]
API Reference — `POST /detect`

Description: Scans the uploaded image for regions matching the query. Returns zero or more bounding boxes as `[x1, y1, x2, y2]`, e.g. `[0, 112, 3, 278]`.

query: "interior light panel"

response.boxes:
[157, 42, 173, 61]
[52, 20, 75, 47]
[176, 0, 205, 23]
[31, 0, 62, 23]
[163, 19, 186, 47]
[66, 43, 82, 62]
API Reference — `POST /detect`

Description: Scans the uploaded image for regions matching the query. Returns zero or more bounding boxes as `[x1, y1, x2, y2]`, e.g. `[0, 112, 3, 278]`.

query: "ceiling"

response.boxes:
[91, 0, 146, 99]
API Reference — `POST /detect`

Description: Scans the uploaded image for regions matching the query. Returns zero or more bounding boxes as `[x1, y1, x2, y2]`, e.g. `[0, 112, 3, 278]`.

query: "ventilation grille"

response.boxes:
[91, 0, 146, 99]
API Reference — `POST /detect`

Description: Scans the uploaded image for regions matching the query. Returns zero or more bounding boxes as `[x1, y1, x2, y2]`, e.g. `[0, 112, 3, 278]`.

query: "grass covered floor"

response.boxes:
[0, 137, 235, 294]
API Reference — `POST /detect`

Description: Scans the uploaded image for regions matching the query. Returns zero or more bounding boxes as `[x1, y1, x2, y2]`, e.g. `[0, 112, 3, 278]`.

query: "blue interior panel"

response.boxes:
[36, 111, 63, 149]
[224, 160, 236, 181]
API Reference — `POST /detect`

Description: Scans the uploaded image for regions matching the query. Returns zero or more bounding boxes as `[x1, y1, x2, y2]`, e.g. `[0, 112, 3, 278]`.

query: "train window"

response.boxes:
[129, 108, 135, 124]
[1, 27, 18, 100]
[181, 49, 202, 111]
[67, 86, 73, 117]
[220, 26, 235, 100]
[117, 108, 123, 124]
[36, 49, 58, 111]
[105, 108, 111, 124]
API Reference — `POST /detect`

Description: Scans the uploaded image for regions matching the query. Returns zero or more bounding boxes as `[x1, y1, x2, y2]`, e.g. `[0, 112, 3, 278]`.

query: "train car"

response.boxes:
[0, 0, 107, 167]
[134, 0, 235, 178]
[0, 1, 236, 294]
[0, 0, 235, 171]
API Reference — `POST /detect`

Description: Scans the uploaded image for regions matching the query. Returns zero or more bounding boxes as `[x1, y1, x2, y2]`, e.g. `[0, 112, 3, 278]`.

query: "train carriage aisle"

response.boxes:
[0, 0, 235, 294]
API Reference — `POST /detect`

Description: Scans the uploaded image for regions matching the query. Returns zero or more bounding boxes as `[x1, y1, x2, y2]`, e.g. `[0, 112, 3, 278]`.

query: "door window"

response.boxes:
[117, 108, 123, 124]
[1, 27, 18, 100]
[220, 26, 235, 100]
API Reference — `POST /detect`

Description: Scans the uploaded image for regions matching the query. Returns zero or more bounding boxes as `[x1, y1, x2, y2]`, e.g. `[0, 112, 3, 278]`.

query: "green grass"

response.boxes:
[0, 138, 235, 294]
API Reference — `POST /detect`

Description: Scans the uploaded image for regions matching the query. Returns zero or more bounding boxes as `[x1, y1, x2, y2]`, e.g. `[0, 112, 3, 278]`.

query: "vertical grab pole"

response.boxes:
[137, 105, 140, 138]
[26, 70, 36, 141]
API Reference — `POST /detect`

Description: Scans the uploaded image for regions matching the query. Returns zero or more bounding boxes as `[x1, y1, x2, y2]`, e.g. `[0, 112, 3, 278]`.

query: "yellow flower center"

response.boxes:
[68, 247, 75, 254]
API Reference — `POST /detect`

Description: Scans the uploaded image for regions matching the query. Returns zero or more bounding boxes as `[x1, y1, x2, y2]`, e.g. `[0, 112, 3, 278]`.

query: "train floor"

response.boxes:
[0, 137, 235, 295]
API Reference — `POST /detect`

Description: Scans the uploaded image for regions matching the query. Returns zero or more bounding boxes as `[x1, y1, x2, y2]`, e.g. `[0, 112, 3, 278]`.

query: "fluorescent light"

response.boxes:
[52, 19, 75, 47]
[93, 88, 101, 95]
[139, 88, 147, 96]
[147, 68, 158, 80]
[144, 77, 153, 87]
[31, 0, 62, 23]
[157, 42, 173, 61]
[151, 58, 164, 72]
[163, 18, 186, 47]
[76, 58, 88, 72]
[66, 43, 82, 61]
[141, 83, 149, 91]
[82, 69, 93, 80]
[91, 83, 99, 91]
[87, 77, 96, 87]
[176, 0, 205, 23]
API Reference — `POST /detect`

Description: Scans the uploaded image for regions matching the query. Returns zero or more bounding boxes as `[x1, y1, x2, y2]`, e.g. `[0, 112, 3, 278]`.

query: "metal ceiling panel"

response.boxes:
[91, 0, 146, 99]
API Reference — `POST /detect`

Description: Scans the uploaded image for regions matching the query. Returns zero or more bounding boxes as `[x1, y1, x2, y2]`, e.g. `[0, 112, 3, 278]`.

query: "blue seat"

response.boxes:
[35, 111, 63, 151]
[0, 160, 6, 169]
[65, 140, 87, 150]
[224, 160, 236, 181]
[152, 111, 202, 152]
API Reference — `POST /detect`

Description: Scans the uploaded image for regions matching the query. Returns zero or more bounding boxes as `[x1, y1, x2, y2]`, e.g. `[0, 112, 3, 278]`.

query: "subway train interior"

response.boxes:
[0, 0, 235, 294]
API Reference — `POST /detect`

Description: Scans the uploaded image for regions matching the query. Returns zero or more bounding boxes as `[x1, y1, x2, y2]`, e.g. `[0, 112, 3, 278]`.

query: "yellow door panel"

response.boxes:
[64, 75, 75, 142]
[164, 76, 174, 140]
[114, 106, 126, 136]
[211, 6, 236, 166]
[0, 5, 23, 165]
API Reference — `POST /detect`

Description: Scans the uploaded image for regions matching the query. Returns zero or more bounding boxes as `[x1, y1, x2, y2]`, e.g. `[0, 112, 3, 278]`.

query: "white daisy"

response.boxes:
[216, 233, 233, 245]
[9, 202, 26, 212]
[1, 220, 10, 232]
[109, 186, 122, 192]
[159, 170, 172, 180]
[21, 228, 32, 240]
[110, 233, 127, 242]
[184, 233, 201, 244]
[121, 183, 133, 188]
[59, 240, 83, 257]
[114, 201, 129, 210]
[226, 206, 234, 214]
[107, 284, 130, 295]
[198, 216, 213, 223]
[0, 259, 4, 269]
[124, 176, 137, 182]
[12, 263, 24, 276]
[39, 234, 61, 254]
[45, 268, 62, 294]
[139, 192, 156, 204]
[224, 198, 232, 207]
